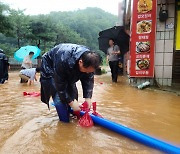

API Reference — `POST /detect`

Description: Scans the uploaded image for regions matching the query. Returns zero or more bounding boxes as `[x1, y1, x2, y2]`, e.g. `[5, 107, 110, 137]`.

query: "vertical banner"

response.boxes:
[130, 0, 157, 77]
[176, 1, 180, 50]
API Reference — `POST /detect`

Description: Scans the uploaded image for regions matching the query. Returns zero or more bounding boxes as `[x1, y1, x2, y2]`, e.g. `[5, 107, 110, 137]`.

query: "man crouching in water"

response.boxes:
[40, 43, 101, 122]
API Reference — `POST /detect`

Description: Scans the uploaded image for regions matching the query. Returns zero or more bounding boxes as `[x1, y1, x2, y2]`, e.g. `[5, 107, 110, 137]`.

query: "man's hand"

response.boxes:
[113, 51, 120, 55]
[85, 98, 92, 109]
[69, 100, 81, 111]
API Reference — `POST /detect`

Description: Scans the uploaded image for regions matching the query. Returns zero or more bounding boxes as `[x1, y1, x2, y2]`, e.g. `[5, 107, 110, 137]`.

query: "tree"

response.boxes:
[29, 15, 57, 49]
[0, 2, 13, 36]
[9, 9, 31, 48]
[0, 6, 118, 56]
[54, 22, 86, 45]
[49, 7, 117, 50]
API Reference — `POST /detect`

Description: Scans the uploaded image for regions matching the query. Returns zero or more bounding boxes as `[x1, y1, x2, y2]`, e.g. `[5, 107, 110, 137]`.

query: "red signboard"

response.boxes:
[130, 0, 157, 77]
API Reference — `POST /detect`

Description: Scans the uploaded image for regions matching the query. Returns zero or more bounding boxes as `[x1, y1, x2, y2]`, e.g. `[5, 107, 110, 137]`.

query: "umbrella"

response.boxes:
[98, 26, 130, 55]
[14, 45, 41, 62]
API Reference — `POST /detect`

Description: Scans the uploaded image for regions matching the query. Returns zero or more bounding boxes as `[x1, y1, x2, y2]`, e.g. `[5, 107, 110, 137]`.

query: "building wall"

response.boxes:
[129, 0, 175, 87]
[155, 0, 175, 86]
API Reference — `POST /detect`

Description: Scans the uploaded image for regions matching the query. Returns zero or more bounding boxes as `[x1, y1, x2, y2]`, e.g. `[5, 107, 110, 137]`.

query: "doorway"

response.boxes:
[172, 1, 180, 85]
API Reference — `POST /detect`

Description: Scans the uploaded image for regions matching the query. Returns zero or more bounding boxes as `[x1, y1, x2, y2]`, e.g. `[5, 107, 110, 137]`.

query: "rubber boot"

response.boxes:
[55, 103, 70, 123]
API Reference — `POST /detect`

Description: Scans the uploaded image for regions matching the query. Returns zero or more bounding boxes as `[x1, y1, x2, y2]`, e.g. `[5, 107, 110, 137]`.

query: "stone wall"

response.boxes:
[155, 0, 175, 86]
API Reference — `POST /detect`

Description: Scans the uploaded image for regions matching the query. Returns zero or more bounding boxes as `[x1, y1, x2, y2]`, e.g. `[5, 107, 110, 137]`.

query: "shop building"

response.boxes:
[122, 0, 180, 87]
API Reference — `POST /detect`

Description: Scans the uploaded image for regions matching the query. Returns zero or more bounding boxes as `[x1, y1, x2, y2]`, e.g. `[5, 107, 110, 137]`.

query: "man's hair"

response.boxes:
[36, 67, 41, 72]
[80, 51, 101, 69]
[29, 51, 34, 55]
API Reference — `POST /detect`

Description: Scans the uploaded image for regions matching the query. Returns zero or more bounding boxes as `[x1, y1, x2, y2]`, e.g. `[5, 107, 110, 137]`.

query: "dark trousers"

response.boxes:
[109, 61, 118, 82]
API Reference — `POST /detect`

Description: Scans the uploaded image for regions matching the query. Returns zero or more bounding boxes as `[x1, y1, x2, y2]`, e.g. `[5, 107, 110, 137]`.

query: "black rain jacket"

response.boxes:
[0, 51, 9, 83]
[40, 43, 94, 107]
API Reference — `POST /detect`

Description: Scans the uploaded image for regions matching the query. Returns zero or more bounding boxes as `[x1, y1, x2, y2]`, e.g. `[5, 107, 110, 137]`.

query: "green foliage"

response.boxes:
[0, 43, 18, 57]
[101, 68, 107, 74]
[49, 7, 117, 50]
[0, 2, 13, 36]
[31, 16, 56, 40]
[0, 6, 117, 57]
[102, 57, 108, 66]
[53, 22, 86, 45]
[8, 9, 31, 48]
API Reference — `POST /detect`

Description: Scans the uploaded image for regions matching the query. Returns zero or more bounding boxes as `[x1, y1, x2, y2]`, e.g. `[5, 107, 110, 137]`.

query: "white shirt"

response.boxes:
[21, 55, 32, 69]
[107, 45, 120, 62]
[20, 68, 36, 81]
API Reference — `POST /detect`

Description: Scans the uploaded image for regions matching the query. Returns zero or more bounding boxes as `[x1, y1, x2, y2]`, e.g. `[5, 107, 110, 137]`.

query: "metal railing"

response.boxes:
[9, 58, 38, 65]
[8, 58, 39, 70]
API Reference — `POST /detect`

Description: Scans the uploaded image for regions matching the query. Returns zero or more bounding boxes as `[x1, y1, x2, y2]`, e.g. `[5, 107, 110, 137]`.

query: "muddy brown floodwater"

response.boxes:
[0, 72, 180, 154]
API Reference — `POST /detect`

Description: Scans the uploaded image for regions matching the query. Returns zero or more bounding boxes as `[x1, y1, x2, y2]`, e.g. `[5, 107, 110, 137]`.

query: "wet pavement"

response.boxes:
[0, 72, 180, 154]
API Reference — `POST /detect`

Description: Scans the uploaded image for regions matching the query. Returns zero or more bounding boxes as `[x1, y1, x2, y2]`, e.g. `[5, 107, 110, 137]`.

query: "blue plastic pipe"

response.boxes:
[51, 103, 180, 153]
[79, 111, 180, 154]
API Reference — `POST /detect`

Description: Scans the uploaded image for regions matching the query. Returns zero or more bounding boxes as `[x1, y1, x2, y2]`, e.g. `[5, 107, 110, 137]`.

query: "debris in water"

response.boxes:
[137, 81, 150, 90]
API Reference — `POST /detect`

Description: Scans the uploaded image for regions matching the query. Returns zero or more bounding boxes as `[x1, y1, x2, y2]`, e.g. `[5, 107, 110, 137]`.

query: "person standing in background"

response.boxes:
[0, 49, 10, 84]
[107, 39, 120, 82]
[21, 51, 34, 69]
[21, 51, 34, 83]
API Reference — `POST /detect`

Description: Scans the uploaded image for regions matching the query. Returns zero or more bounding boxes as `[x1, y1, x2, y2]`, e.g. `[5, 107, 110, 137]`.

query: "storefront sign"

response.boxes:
[130, 0, 157, 77]
[176, 2, 180, 50]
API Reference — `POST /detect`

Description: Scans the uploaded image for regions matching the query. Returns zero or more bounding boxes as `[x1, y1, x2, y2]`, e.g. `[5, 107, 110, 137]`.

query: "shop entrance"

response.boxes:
[173, 52, 180, 84]
[172, 1, 180, 84]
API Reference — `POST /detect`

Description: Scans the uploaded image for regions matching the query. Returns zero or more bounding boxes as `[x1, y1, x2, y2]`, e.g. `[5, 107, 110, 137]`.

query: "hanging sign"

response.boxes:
[130, 0, 157, 77]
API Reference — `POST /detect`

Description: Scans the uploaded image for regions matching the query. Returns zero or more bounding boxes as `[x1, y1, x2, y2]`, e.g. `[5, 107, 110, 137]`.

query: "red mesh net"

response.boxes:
[78, 101, 103, 127]
[80, 101, 89, 111]
[79, 111, 94, 127]
[23, 92, 40, 97]
[92, 102, 103, 118]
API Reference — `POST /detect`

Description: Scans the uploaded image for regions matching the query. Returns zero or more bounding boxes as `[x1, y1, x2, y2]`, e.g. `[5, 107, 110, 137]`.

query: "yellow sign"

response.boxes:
[176, 11, 180, 50]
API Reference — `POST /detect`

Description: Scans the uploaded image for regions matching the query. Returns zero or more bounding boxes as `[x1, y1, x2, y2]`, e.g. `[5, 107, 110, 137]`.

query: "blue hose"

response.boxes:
[51, 103, 180, 153]
[80, 111, 180, 154]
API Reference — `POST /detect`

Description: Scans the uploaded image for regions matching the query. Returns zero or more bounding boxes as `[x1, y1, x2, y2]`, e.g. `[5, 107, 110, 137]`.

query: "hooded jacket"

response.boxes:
[0, 50, 9, 83]
[40, 43, 94, 107]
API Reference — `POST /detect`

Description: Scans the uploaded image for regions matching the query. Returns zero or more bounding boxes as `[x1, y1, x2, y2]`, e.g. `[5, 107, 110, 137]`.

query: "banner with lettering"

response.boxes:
[130, 0, 157, 77]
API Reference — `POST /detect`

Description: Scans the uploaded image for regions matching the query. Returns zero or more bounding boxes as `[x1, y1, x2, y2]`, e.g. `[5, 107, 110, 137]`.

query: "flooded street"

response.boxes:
[0, 72, 180, 154]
